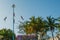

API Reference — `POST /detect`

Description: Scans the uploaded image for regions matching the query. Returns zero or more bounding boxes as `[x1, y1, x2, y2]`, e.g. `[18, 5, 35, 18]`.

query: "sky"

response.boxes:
[0, 0, 60, 36]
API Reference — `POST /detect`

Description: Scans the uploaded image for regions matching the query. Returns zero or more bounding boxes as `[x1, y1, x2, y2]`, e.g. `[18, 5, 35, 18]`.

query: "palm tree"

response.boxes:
[18, 16, 49, 40]
[46, 16, 57, 40]
[0, 29, 16, 40]
[29, 16, 48, 40]
[29, 16, 38, 40]
[55, 17, 60, 40]
[57, 17, 60, 31]
[36, 17, 49, 40]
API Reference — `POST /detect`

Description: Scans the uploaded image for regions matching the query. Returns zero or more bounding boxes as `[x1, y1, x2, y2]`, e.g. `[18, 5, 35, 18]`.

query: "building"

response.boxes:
[16, 34, 37, 40]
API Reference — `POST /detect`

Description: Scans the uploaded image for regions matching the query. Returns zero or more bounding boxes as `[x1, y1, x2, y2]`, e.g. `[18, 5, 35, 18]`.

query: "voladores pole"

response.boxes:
[12, 4, 15, 40]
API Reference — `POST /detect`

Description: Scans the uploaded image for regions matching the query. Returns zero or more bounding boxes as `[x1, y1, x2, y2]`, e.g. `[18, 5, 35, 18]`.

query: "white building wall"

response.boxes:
[49, 37, 58, 40]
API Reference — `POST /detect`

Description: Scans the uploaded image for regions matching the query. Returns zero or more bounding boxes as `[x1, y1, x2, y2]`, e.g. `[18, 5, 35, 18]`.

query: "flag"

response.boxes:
[13, 18, 15, 23]
[13, 13, 15, 23]
[4, 17, 7, 21]
[21, 16, 24, 20]
[13, 13, 15, 17]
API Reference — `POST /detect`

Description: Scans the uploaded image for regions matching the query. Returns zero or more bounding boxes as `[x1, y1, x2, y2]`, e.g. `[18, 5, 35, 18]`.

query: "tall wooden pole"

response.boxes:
[12, 4, 15, 40]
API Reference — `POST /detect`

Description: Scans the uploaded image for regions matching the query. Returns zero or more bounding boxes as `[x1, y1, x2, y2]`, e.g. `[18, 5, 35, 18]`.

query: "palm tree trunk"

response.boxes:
[40, 33, 42, 40]
[35, 32, 38, 40]
[57, 35, 60, 40]
[57, 36, 59, 40]
[36, 33, 38, 40]
[51, 31, 54, 40]
[38, 32, 41, 40]
[38, 32, 42, 40]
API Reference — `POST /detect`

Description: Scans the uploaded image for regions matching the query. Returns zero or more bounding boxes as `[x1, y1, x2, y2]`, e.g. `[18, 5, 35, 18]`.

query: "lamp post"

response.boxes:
[12, 4, 15, 40]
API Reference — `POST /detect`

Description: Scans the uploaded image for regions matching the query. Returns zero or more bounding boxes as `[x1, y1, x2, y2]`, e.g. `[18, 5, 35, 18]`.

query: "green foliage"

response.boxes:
[0, 29, 16, 40]
[18, 16, 48, 40]
[18, 16, 60, 40]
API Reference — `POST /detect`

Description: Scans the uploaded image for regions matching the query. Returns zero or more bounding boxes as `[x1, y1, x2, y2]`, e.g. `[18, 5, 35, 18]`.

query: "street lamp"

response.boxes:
[12, 4, 15, 40]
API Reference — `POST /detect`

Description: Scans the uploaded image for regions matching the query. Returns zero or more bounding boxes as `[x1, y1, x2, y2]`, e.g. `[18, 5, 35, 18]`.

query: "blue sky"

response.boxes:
[0, 0, 60, 36]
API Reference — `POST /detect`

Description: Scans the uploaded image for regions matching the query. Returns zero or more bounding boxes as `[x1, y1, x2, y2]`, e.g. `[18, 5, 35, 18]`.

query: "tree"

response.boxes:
[18, 16, 48, 40]
[57, 17, 60, 31]
[35, 16, 48, 40]
[46, 16, 57, 40]
[0, 29, 16, 40]
[55, 17, 60, 40]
